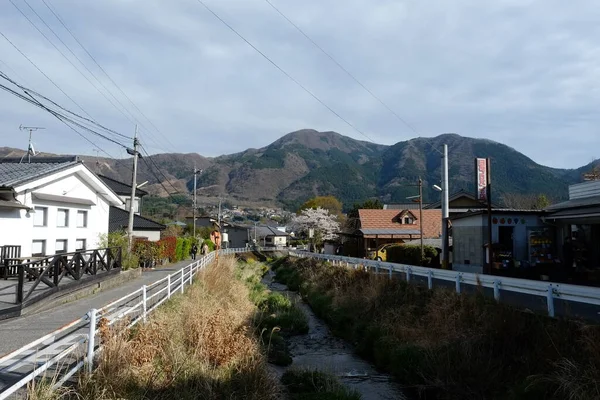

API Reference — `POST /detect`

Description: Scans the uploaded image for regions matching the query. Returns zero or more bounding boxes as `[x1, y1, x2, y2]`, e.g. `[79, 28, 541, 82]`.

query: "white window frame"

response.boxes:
[55, 239, 68, 254]
[125, 198, 139, 213]
[76, 210, 88, 228]
[33, 207, 48, 227]
[32, 240, 46, 256]
[75, 239, 86, 252]
[57, 208, 69, 228]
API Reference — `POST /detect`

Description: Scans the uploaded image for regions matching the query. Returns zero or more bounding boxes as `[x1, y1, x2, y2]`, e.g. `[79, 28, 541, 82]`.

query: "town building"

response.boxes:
[0, 157, 122, 257]
[451, 209, 548, 274]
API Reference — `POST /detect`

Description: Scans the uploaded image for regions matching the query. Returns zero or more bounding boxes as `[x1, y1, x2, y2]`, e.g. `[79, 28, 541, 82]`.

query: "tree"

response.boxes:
[345, 199, 383, 231]
[501, 193, 552, 210]
[298, 196, 343, 217]
[292, 207, 340, 251]
[162, 224, 183, 238]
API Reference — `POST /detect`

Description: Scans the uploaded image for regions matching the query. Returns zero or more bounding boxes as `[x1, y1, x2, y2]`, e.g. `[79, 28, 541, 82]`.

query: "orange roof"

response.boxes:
[358, 209, 442, 238]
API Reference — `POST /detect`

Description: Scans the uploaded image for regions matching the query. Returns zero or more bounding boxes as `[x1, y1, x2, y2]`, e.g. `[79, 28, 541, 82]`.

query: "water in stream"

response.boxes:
[264, 271, 405, 400]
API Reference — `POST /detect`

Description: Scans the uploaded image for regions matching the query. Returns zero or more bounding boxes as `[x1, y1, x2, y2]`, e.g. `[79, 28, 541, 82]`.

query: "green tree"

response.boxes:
[533, 194, 551, 210]
[345, 199, 383, 231]
[298, 196, 343, 217]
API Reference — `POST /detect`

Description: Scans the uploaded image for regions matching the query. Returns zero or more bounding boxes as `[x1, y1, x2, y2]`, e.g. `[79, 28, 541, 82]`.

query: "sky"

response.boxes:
[0, 0, 599, 168]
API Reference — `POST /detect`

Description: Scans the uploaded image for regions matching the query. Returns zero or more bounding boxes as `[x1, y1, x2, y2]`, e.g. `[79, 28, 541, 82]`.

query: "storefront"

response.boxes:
[545, 181, 600, 285]
[451, 210, 551, 275]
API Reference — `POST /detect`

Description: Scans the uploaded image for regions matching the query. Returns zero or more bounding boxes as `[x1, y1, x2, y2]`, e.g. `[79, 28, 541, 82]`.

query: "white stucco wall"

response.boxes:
[132, 230, 161, 242]
[4, 166, 120, 258]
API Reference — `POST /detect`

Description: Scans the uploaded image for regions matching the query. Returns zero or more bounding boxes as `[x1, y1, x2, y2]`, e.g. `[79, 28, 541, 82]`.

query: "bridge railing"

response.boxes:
[289, 251, 600, 319]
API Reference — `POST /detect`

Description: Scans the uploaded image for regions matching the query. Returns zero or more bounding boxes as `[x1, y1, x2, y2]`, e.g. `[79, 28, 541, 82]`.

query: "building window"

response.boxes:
[125, 198, 139, 213]
[75, 239, 86, 251]
[55, 239, 68, 254]
[32, 240, 46, 256]
[76, 210, 88, 228]
[57, 209, 69, 227]
[404, 217, 414, 224]
[33, 207, 47, 227]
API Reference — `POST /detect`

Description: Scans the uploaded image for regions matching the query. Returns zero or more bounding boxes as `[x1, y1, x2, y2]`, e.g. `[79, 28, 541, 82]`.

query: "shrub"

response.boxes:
[157, 236, 177, 261]
[98, 231, 138, 270]
[386, 244, 438, 266]
[281, 369, 361, 400]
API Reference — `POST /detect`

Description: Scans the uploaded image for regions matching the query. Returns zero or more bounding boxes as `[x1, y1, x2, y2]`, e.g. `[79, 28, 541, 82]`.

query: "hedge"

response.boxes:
[386, 244, 438, 267]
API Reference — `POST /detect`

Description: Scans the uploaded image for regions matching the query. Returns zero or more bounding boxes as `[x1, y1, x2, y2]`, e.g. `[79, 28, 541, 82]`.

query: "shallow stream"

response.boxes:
[263, 271, 405, 400]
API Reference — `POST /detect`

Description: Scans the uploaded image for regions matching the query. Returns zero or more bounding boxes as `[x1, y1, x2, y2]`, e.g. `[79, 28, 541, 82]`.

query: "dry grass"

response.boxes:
[32, 256, 280, 400]
[274, 256, 600, 400]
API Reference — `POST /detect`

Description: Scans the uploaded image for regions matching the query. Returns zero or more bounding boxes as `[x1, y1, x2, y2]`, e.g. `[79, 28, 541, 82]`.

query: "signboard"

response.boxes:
[476, 158, 488, 201]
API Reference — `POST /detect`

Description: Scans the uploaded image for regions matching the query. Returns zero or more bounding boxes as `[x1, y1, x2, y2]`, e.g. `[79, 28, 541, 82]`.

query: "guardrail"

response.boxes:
[289, 251, 600, 319]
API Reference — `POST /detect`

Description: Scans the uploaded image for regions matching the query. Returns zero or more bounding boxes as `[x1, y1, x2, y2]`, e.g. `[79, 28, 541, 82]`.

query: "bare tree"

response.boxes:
[501, 193, 551, 210]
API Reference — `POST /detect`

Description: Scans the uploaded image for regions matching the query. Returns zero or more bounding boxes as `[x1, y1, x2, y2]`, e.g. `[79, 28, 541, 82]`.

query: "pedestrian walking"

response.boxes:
[191, 244, 198, 260]
[202, 242, 209, 256]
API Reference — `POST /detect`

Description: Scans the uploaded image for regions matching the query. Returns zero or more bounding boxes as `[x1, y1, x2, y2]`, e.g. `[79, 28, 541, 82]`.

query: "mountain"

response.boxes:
[1, 130, 596, 210]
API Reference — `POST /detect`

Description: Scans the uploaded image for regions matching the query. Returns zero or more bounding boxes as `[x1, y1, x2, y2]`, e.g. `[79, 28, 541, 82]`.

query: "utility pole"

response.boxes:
[192, 167, 200, 239]
[18, 125, 45, 163]
[486, 158, 493, 274]
[127, 126, 139, 254]
[441, 144, 450, 269]
[418, 177, 424, 264]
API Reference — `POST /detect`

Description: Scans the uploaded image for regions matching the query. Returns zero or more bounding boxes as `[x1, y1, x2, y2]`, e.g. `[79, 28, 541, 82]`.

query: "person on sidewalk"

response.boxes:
[201, 242, 209, 256]
[191, 244, 198, 260]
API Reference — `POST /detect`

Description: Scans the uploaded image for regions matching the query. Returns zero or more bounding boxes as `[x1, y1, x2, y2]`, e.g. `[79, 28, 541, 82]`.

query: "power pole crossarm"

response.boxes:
[127, 126, 139, 254]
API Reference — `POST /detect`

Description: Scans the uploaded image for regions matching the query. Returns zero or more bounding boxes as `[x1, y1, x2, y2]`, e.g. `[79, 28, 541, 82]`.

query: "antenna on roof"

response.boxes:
[18, 125, 45, 164]
[92, 149, 101, 171]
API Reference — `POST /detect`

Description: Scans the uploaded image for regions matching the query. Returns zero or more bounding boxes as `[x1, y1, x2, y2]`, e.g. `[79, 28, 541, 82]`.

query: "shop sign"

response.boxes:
[476, 158, 487, 201]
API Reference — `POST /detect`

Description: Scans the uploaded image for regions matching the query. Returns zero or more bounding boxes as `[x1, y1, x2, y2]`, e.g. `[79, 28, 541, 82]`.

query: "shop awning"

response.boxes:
[546, 206, 600, 220]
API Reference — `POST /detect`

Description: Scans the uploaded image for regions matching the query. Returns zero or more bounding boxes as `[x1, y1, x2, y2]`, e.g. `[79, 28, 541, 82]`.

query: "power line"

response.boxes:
[39, 0, 178, 153]
[139, 144, 185, 196]
[194, 0, 375, 143]
[264, 0, 444, 155]
[0, 29, 92, 119]
[9, 0, 140, 141]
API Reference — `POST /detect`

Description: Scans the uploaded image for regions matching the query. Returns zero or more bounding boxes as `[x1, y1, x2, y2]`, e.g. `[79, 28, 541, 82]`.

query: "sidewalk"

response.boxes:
[0, 259, 192, 356]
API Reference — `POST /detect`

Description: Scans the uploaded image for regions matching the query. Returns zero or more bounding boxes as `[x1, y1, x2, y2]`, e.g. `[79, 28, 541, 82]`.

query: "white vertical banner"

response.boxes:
[476, 158, 488, 201]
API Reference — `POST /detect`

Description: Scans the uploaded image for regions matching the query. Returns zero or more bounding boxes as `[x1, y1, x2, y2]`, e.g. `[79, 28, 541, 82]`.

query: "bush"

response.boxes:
[98, 231, 138, 270]
[281, 369, 361, 400]
[157, 236, 177, 261]
[386, 244, 438, 266]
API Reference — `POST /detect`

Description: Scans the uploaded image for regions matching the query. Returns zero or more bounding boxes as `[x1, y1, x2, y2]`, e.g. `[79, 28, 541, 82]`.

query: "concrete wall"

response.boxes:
[132, 230, 161, 242]
[13, 173, 111, 257]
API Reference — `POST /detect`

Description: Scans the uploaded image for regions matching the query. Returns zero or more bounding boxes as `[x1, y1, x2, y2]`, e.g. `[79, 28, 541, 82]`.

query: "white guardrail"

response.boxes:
[0, 248, 262, 399]
[289, 251, 600, 319]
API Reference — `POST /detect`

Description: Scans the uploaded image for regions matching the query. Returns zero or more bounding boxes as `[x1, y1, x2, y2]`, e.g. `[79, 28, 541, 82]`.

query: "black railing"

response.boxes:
[1, 245, 22, 279]
[13, 247, 122, 304]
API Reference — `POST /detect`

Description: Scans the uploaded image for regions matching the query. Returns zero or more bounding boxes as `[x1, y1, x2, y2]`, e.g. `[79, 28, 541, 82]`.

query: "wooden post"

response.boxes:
[486, 158, 493, 274]
[419, 177, 424, 265]
[17, 265, 24, 303]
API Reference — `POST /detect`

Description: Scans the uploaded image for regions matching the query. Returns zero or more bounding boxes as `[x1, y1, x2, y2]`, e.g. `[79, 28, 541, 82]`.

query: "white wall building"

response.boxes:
[0, 157, 122, 257]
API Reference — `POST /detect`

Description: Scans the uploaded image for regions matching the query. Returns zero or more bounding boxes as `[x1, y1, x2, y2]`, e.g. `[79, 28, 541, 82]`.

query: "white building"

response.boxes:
[0, 157, 122, 257]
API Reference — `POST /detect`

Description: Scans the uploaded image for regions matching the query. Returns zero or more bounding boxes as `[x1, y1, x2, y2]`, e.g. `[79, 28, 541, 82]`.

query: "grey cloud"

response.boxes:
[0, 0, 599, 168]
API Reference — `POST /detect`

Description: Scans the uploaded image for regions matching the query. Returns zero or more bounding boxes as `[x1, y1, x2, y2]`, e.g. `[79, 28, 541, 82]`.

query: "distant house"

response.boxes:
[425, 189, 499, 215]
[98, 175, 165, 241]
[252, 225, 290, 247]
[0, 157, 122, 257]
[344, 209, 442, 257]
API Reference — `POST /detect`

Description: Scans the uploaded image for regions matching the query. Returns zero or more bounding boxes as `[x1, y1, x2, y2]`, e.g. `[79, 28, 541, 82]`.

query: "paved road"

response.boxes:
[0, 259, 191, 357]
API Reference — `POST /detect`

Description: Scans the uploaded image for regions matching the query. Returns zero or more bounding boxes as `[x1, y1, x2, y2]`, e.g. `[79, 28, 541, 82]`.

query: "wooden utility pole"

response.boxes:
[192, 167, 200, 239]
[127, 126, 139, 254]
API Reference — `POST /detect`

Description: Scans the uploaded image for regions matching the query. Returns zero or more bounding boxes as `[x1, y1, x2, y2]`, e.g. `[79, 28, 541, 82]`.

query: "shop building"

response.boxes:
[451, 209, 548, 274]
[545, 180, 600, 276]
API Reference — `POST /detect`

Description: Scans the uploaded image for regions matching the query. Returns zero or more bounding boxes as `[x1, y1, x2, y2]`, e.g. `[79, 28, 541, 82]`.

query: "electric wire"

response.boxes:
[40, 0, 177, 153]
[194, 0, 376, 143]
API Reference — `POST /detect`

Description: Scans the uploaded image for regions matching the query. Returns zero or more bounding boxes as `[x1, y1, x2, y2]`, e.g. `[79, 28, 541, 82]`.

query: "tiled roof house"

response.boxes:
[358, 209, 443, 239]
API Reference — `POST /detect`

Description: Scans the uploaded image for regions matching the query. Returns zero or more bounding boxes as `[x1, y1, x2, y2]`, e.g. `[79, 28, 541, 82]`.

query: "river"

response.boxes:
[264, 271, 405, 400]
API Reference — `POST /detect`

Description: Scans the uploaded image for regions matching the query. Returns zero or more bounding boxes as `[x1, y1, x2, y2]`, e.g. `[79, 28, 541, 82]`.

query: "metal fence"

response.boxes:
[0, 250, 233, 399]
[289, 251, 600, 320]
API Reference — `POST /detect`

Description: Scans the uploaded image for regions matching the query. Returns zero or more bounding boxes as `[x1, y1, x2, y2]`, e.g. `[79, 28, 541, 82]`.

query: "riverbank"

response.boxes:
[273, 256, 600, 400]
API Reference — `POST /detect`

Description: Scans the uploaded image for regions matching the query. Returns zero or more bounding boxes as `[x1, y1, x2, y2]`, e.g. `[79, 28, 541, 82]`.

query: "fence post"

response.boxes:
[181, 268, 185, 294]
[87, 308, 97, 374]
[167, 274, 171, 299]
[493, 280, 500, 302]
[455, 274, 461, 294]
[406, 267, 411, 282]
[388, 264, 392, 280]
[142, 285, 147, 323]
[188, 265, 193, 285]
[547, 285, 555, 317]
[17, 265, 24, 303]
[375, 262, 380, 274]
[427, 270, 433, 290]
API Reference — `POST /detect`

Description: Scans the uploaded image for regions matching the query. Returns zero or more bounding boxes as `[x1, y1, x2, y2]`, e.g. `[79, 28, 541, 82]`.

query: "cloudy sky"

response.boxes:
[0, 0, 599, 168]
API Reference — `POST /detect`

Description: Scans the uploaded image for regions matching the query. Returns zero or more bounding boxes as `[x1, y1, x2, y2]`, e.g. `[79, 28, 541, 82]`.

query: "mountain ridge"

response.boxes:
[1, 130, 597, 210]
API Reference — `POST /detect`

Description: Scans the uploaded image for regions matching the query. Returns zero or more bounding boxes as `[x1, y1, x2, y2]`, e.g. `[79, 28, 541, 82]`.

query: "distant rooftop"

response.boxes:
[0, 156, 79, 187]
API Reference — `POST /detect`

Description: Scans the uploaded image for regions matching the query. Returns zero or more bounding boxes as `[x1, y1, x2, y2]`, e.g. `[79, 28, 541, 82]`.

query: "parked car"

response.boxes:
[368, 243, 396, 261]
